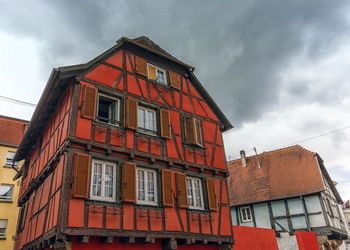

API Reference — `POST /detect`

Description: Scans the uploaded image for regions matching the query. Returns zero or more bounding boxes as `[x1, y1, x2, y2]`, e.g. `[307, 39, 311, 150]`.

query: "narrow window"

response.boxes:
[186, 177, 204, 210]
[90, 160, 117, 202]
[17, 204, 27, 232]
[194, 119, 203, 147]
[0, 219, 7, 239]
[147, 63, 167, 85]
[136, 168, 157, 206]
[183, 117, 203, 147]
[5, 152, 18, 167]
[0, 184, 14, 201]
[138, 106, 157, 135]
[97, 94, 120, 125]
[240, 206, 253, 222]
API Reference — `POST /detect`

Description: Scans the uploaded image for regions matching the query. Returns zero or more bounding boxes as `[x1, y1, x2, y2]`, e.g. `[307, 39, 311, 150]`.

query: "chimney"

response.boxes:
[240, 150, 247, 167]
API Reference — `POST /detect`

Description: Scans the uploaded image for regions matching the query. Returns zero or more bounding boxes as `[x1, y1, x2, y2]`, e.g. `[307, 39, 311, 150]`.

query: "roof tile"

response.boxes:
[228, 145, 325, 205]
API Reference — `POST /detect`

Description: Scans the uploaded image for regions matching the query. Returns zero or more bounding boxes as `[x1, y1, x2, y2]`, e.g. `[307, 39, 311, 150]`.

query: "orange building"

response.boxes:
[14, 36, 233, 250]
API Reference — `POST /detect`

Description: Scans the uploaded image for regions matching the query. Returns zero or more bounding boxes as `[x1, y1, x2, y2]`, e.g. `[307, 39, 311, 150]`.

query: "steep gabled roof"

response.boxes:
[227, 145, 342, 206]
[15, 36, 232, 160]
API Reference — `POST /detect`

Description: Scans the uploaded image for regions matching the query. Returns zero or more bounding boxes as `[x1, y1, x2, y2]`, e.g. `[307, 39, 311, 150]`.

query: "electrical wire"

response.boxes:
[228, 125, 350, 160]
[0, 95, 36, 107]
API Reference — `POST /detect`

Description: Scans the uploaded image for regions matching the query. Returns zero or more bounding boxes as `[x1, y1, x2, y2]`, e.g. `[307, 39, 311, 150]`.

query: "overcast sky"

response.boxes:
[0, 0, 349, 200]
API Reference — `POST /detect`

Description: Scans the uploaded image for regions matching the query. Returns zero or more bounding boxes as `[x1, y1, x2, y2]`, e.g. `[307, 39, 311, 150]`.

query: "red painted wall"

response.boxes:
[295, 232, 320, 250]
[232, 226, 279, 250]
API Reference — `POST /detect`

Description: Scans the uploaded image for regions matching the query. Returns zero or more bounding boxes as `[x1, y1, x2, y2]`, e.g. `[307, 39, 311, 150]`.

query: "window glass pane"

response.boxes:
[0, 185, 13, 200]
[193, 179, 202, 208]
[92, 163, 102, 197]
[147, 171, 155, 201]
[138, 108, 145, 129]
[157, 69, 165, 84]
[138, 170, 145, 201]
[241, 208, 247, 221]
[104, 165, 114, 198]
[108, 102, 118, 123]
[186, 179, 194, 207]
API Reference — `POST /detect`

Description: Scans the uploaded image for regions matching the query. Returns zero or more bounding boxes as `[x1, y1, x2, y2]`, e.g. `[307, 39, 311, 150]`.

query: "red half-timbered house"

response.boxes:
[14, 36, 233, 250]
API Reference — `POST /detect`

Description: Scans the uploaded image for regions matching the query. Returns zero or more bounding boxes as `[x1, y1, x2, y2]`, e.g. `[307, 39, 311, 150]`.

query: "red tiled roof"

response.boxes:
[0, 116, 29, 146]
[227, 145, 326, 206]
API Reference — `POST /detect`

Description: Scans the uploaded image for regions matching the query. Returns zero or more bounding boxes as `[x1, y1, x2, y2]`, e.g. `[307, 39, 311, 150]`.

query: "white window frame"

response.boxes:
[5, 151, 18, 167]
[136, 167, 158, 206]
[240, 206, 253, 222]
[194, 118, 203, 147]
[137, 106, 157, 135]
[90, 159, 117, 202]
[186, 176, 204, 210]
[0, 219, 7, 239]
[0, 184, 14, 202]
[97, 94, 120, 126]
[147, 63, 168, 85]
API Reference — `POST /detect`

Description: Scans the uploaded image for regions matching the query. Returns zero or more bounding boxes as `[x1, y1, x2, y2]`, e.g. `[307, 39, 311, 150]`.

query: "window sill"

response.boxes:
[0, 199, 13, 203]
[186, 208, 210, 214]
[3, 165, 19, 169]
[182, 143, 206, 151]
[134, 203, 162, 210]
[93, 120, 123, 129]
[136, 130, 158, 138]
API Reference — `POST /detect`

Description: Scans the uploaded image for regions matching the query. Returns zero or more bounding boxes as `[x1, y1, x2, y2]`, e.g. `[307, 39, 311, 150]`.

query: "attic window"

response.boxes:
[147, 63, 167, 85]
[97, 94, 120, 125]
[240, 206, 252, 222]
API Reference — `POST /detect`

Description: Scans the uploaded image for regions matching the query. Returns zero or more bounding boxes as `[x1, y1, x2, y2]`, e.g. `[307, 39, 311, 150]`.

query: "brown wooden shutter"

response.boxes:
[194, 119, 203, 146]
[72, 153, 91, 198]
[125, 98, 138, 129]
[135, 56, 147, 76]
[160, 109, 171, 139]
[121, 161, 136, 202]
[184, 117, 195, 144]
[169, 71, 180, 89]
[162, 169, 174, 207]
[147, 64, 157, 81]
[175, 172, 188, 208]
[82, 85, 97, 119]
[206, 178, 218, 211]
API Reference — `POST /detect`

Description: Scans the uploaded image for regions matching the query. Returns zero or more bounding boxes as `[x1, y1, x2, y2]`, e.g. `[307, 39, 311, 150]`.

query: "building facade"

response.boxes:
[0, 115, 28, 250]
[13, 36, 233, 250]
[228, 145, 349, 250]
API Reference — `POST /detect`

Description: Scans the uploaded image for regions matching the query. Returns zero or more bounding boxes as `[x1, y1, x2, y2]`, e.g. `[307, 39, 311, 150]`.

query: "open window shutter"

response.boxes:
[175, 172, 188, 208]
[206, 178, 217, 211]
[72, 153, 91, 198]
[194, 119, 203, 146]
[184, 117, 196, 144]
[147, 64, 157, 81]
[135, 56, 147, 76]
[121, 161, 136, 202]
[162, 169, 174, 207]
[160, 109, 171, 139]
[169, 71, 180, 89]
[125, 98, 138, 129]
[82, 85, 97, 119]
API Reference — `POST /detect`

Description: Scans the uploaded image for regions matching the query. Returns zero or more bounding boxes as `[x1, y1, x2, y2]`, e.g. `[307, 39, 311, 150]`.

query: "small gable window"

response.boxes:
[240, 206, 252, 222]
[97, 94, 120, 125]
[147, 63, 167, 85]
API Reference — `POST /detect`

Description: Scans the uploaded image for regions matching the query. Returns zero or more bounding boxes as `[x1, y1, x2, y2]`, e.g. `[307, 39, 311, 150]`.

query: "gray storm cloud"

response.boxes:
[0, 0, 350, 126]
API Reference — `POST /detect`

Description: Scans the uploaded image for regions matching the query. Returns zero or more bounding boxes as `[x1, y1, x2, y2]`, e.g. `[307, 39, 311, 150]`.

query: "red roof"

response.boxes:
[227, 145, 326, 206]
[0, 116, 29, 146]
